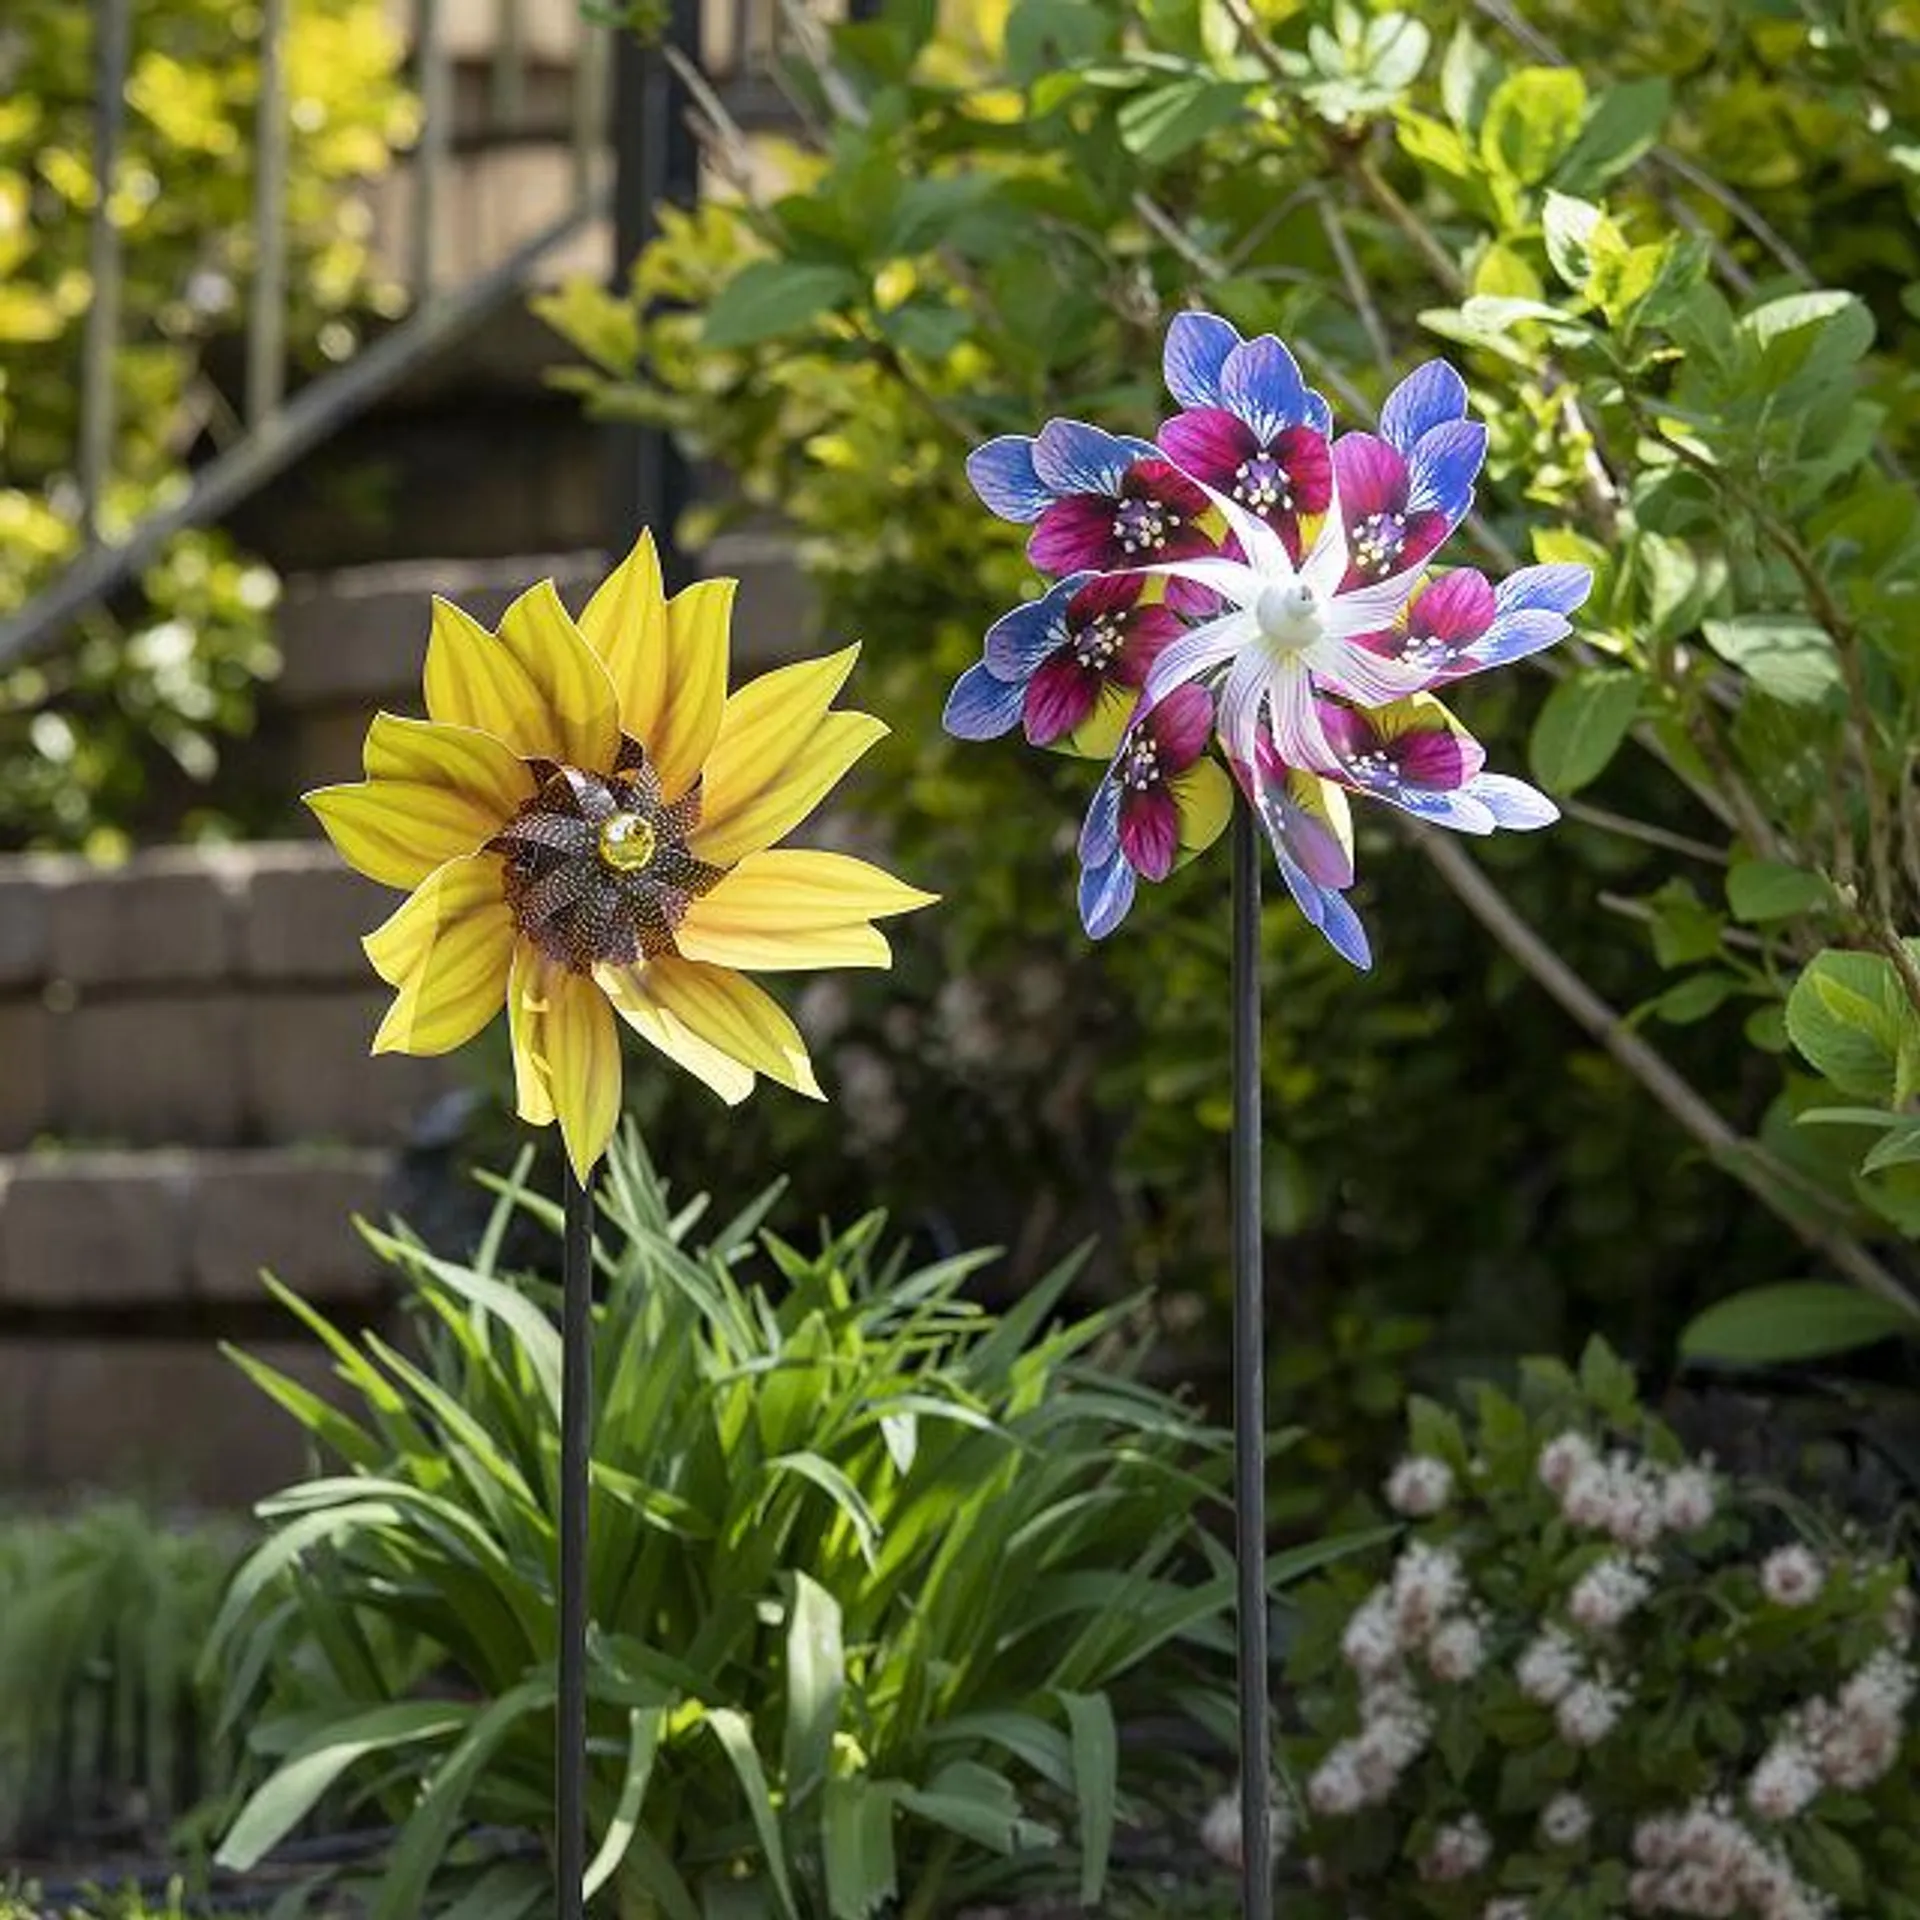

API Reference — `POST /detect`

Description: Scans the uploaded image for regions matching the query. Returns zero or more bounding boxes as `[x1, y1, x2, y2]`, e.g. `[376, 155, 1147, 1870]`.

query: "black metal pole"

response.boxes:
[557, 1160, 596, 1920]
[1231, 799, 1272, 1919]
[607, 0, 701, 590]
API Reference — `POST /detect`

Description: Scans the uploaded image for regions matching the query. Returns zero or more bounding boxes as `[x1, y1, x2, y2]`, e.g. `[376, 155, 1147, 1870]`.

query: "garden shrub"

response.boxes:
[206, 1130, 1372, 1917]
[1281, 1340, 1920, 1917]
[0, 0, 414, 851]
[538, 0, 1920, 1424]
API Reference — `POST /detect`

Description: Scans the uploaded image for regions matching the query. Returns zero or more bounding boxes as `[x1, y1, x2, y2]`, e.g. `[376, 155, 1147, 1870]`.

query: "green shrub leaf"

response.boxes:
[1680, 1283, 1919, 1364]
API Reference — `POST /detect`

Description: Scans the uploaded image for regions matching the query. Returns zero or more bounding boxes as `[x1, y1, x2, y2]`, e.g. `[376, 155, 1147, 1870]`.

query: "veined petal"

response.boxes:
[422, 595, 559, 758]
[1310, 635, 1435, 707]
[674, 918, 891, 973]
[1164, 310, 1240, 408]
[983, 578, 1081, 680]
[1466, 771, 1560, 829]
[578, 528, 672, 746]
[507, 941, 554, 1125]
[365, 852, 515, 1056]
[1266, 659, 1335, 773]
[1030, 419, 1158, 496]
[597, 963, 756, 1103]
[1078, 853, 1137, 940]
[967, 436, 1053, 522]
[1079, 771, 1121, 868]
[1299, 494, 1351, 598]
[681, 848, 936, 937]
[494, 579, 622, 773]
[944, 662, 1027, 740]
[307, 786, 485, 892]
[362, 712, 534, 818]
[1495, 562, 1593, 617]
[1405, 419, 1486, 524]
[692, 645, 873, 866]
[648, 576, 735, 799]
[1141, 608, 1256, 705]
[510, 947, 622, 1179]
[1220, 335, 1310, 444]
[1324, 565, 1424, 642]
[635, 956, 821, 1099]
[1379, 360, 1468, 452]
[1140, 555, 1265, 605]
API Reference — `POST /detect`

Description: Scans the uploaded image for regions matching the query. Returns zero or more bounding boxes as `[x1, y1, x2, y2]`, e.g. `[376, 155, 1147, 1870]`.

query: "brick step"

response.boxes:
[266, 529, 813, 790]
[0, 845, 454, 1151]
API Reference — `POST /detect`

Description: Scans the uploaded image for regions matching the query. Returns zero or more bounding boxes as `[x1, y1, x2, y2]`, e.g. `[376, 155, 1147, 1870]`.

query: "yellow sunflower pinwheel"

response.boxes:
[306, 531, 936, 1180]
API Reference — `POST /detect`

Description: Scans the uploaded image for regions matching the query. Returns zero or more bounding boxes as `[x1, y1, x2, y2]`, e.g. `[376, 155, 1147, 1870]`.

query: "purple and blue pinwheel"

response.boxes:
[947, 311, 1592, 967]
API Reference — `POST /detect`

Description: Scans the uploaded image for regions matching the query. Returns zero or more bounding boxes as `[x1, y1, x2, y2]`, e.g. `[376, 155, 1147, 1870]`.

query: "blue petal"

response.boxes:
[1304, 390, 1334, 438]
[967, 436, 1054, 522]
[1467, 772, 1560, 830]
[1221, 335, 1310, 444]
[1379, 360, 1468, 452]
[943, 662, 1027, 740]
[1495, 562, 1593, 617]
[1079, 772, 1121, 866]
[1031, 419, 1159, 498]
[984, 578, 1081, 682]
[1467, 609, 1568, 671]
[1314, 886, 1374, 970]
[1405, 420, 1487, 523]
[1163, 311, 1242, 409]
[1079, 852, 1137, 940]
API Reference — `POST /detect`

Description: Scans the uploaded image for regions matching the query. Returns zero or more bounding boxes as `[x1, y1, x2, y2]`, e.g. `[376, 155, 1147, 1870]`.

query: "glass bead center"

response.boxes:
[597, 810, 659, 874]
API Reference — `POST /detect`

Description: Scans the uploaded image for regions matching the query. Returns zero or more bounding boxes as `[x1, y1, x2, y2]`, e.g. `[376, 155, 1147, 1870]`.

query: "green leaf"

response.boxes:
[1480, 66, 1588, 188]
[217, 1702, 469, 1870]
[1541, 191, 1605, 291]
[783, 1572, 845, 1800]
[1439, 24, 1497, 131]
[585, 1705, 667, 1901]
[707, 1707, 800, 1920]
[1740, 291, 1875, 387]
[1528, 668, 1640, 792]
[703, 262, 863, 350]
[1056, 1690, 1117, 1904]
[1117, 77, 1250, 163]
[1862, 1122, 1920, 1174]
[1786, 949, 1920, 1102]
[1701, 616, 1843, 707]
[1647, 971, 1739, 1025]
[1727, 860, 1831, 923]
[1681, 1283, 1919, 1364]
[823, 1776, 900, 1920]
[1554, 77, 1671, 193]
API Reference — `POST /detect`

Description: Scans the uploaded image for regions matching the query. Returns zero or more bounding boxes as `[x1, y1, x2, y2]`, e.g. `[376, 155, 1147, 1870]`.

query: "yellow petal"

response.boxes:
[421, 585, 620, 769]
[361, 711, 533, 818]
[507, 940, 554, 1126]
[1174, 758, 1234, 861]
[364, 853, 515, 1056]
[638, 956, 821, 1099]
[597, 964, 756, 1105]
[681, 849, 936, 938]
[511, 945, 623, 1181]
[673, 918, 893, 974]
[646, 577, 735, 800]
[578, 529, 670, 742]
[307, 781, 497, 891]
[494, 580, 621, 771]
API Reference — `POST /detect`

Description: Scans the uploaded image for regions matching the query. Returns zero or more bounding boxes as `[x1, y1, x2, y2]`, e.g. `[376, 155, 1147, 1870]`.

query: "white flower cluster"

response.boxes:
[1746, 1645, 1918, 1820]
[1630, 1800, 1834, 1920]
[1196, 1779, 1293, 1869]
[1537, 1790, 1593, 1848]
[1385, 1452, 1456, 1517]
[1514, 1622, 1630, 1747]
[1568, 1553, 1656, 1634]
[1419, 1812, 1491, 1882]
[1758, 1544, 1824, 1609]
[1538, 1432, 1717, 1549]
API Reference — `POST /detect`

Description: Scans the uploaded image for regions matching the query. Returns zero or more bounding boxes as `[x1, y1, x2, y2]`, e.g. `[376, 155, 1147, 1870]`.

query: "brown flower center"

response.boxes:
[489, 735, 726, 972]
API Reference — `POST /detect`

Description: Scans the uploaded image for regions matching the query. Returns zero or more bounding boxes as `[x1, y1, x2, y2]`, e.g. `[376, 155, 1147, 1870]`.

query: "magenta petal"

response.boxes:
[1397, 509, 1452, 574]
[1316, 700, 1374, 763]
[1287, 807, 1356, 890]
[1158, 406, 1258, 485]
[1024, 655, 1099, 744]
[1396, 727, 1484, 790]
[1028, 495, 1118, 574]
[1114, 606, 1184, 687]
[1068, 573, 1147, 622]
[1120, 786, 1181, 881]
[1410, 568, 1497, 644]
[1332, 433, 1409, 521]
[1147, 683, 1215, 769]
[1273, 426, 1334, 514]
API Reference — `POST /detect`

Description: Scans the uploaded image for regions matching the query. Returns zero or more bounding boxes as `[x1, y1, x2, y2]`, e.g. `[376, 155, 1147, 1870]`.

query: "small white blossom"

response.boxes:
[1391, 1541, 1466, 1640]
[1427, 1615, 1487, 1683]
[1747, 1739, 1822, 1822]
[1419, 1814, 1492, 1882]
[1538, 1791, 1593, 1847]
[1555, 1673, 1629, 1747]
[1569, 1554, 1655, 1633]
[1537, 1430, 1597, 1495]
[1484, 1902, 1531, 1920]
[1516, 1626, 1582, 1706]
[1760, 1544, 1826, 1609]
[1886, 1584, 1915, 1647]
[1385, 1453, 1455, 1517]
[1660, 1464, 1718, 1533]
[1198, 1781, 1290, 1868]
[1340, 1587, 1402, 1680]
[1306, 1744, 1366, 1817]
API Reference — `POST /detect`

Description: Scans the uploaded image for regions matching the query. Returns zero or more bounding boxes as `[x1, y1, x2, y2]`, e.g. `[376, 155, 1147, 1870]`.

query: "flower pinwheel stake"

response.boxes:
[946, 312, 1591, 1916]
[306, 530, 932, 1917]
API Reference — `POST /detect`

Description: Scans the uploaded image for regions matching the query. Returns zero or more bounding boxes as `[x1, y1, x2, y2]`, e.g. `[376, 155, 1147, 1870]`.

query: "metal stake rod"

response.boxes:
[1231, 799, 1272, 1920]
[558, 1161, 596, 1920]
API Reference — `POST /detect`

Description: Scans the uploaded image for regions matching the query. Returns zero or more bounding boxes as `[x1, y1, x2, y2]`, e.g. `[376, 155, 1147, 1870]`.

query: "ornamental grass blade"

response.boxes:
[928, 1711, 1072, 1790]
[764, 1451, 880, 1564]
[436, 1860, 548, 1920]
[217, 1700, 470, 1870]
[584, 1703, 666, 1900]
[221, 1341, 382, 1470]
[1055, 1689, 1118, 1905]
[782, 1570, 845, 1800]
[704, 1706, 800, 1920]
[823, 1776, 900, 1920]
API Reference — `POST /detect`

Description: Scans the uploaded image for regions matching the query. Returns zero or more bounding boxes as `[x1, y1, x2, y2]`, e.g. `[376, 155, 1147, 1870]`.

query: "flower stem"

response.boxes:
[560, 1157, 597, 1920]
[1231, 798, 1273, 1920]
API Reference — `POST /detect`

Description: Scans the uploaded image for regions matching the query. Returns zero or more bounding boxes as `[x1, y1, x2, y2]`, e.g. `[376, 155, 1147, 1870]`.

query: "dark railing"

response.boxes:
[0, 0, 807, 675]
